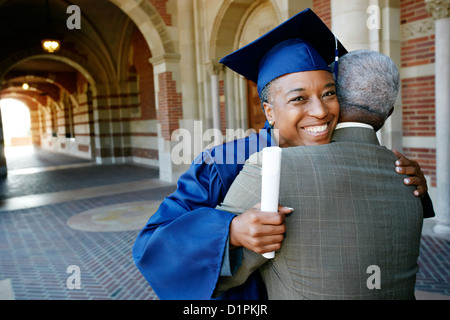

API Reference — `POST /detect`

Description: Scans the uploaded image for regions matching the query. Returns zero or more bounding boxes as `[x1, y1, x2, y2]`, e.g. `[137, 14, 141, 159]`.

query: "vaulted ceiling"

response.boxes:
[0, 0, 135, 108]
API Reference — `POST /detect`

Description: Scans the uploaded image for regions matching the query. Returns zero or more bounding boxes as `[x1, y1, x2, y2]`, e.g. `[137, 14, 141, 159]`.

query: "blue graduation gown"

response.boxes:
[132, 123, 275, 300]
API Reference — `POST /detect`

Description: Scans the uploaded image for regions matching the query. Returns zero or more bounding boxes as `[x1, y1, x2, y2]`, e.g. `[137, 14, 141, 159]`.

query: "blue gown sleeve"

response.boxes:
[133, 127, 274, 300]
[421, 192, 435, 219]
[132, 151, 237, 300]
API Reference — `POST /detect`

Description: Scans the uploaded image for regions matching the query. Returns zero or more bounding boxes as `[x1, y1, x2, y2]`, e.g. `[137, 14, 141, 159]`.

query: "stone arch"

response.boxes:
[0, 52, 100, 160]
[3, 74, 74, 102]
[1, 52, 95, 125]
[0, 96, 34, 146]
[0, 94, 39, 111]
[210, 0, 281, 131]
[236, 2, 280, 49]
[0, 93, 42, 146]
[0, 49, 97, 93]
[109, 0, 176, 58]
[210, 0, 281, 62]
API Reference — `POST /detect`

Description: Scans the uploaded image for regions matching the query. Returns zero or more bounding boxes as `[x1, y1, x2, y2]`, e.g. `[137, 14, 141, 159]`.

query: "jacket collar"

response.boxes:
[331, 125, 380, 146]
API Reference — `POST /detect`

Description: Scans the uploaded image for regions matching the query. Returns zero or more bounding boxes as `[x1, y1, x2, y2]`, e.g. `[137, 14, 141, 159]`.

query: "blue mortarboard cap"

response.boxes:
[220, 8, 347, 96]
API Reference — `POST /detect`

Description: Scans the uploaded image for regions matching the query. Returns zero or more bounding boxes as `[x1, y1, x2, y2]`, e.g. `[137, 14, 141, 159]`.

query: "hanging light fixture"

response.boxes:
[41, 39, 60, 53]
[22, 83, 30, 90]
[41, 0, 61, 53]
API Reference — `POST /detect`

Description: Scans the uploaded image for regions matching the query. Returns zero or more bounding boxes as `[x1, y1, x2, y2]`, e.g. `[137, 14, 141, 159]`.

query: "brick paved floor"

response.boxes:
[5, 146, 91, 170]
[0, 147, 449, 300]
[0, 147, 175, 300]
[1, 163, 159, 200]
[0, 186, 177, 300]
[416, 235, 450, 296]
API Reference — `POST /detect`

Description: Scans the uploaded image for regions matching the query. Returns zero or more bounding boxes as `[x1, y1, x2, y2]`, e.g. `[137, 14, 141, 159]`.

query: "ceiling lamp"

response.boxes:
[41, 0, 61, 53]
[22, 83, 30, 90]
[41, 39, 60, 53]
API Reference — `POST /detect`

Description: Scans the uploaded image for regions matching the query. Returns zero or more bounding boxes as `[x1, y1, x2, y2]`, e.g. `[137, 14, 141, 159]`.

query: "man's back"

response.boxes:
[262, 128, 423, 299]
[216, 127, 423, 299]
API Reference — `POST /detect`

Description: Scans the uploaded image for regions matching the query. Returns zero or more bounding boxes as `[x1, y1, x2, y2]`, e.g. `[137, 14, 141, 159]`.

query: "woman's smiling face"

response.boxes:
[263, 70, 340, 148]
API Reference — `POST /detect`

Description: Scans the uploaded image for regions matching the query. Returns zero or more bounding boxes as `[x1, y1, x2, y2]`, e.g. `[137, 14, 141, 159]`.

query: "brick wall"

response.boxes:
[73, 88, 93, 155]
[400, 0, 434, 84]
[400, 0, 431, 24]
[401, 35, 435, 68]
[157, 71, 183, 141]
[312, 0, 331, 29]
[402, 75, 435, 137]
[131, 27, 156, 120]
[403, 147, 436, 186]
[149, 0, 172, 26]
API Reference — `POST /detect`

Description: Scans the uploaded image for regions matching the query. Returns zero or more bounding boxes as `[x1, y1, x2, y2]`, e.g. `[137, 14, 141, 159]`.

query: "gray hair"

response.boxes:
[260, 81, 271, 111]
[336, 50, 400, 131]
[260, 76, 280, 112]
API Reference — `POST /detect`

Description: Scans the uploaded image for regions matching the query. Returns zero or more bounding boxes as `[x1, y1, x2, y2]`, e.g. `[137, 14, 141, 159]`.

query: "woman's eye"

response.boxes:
[290, 96, 305, 102]
[323, 91, 336, 98]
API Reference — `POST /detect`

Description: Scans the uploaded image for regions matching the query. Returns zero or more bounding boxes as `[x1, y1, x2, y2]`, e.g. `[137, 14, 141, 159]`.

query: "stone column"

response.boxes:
[426, 0, 450, 234]
[177, 0, 199, 121]
[378, 0, 403, 151]
[206, 61, 223, 131]
[150, 53, 187, 183]
[331, 0, 372, 51]
[92, 82, 114, 164]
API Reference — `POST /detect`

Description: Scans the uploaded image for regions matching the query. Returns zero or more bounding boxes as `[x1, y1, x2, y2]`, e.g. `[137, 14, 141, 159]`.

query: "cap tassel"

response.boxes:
[333, 36, 339, 79]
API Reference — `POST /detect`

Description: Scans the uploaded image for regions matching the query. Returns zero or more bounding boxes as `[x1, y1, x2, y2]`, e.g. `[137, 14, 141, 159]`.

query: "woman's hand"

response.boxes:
[392, 149, 428, 198]
[229, 204, 293, 254]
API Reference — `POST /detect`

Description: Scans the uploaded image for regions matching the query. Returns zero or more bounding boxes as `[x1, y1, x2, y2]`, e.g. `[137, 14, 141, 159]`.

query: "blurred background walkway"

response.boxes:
[0, 146, 176, 299]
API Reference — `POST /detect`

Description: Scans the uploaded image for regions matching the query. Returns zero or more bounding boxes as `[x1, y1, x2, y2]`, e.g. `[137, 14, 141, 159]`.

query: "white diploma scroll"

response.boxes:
[260, 146, 282, 259]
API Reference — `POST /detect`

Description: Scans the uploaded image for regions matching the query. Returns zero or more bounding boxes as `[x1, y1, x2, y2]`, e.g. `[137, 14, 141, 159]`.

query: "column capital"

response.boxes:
[425, 0, 450, 20]
[205, 61, 223, 76]
[149, 53, 181, 67]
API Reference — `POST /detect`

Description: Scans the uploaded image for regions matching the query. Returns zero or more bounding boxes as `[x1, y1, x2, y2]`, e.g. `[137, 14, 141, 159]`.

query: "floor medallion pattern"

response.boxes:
[67, 201, 160, 232]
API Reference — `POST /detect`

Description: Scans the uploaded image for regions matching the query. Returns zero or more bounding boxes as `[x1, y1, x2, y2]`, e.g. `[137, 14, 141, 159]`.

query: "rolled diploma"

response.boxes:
[260, 146, 282, 259]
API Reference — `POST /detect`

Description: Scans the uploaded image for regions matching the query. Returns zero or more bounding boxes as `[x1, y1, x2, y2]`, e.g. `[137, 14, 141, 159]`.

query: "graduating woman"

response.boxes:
[132, 9, 433, 300]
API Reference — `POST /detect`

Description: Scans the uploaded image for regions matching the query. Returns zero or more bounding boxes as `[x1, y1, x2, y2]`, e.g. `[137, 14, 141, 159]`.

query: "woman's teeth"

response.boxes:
[304, 124, 328, 133]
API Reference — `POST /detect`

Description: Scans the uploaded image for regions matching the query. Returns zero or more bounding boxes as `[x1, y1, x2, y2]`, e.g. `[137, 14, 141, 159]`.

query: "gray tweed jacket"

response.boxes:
[215, 127, 423, 300]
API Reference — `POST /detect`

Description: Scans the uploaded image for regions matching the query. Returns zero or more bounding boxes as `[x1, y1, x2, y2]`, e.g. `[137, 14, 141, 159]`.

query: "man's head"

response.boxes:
[336, 50, 400, 131]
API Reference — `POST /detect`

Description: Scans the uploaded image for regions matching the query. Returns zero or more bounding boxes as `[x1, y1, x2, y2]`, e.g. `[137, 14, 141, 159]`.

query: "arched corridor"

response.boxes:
[0, 0, 165, 174]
